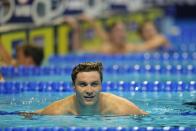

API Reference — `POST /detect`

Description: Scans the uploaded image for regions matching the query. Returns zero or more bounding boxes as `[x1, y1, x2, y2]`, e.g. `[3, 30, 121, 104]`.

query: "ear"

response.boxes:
[72, 83, 76, 91]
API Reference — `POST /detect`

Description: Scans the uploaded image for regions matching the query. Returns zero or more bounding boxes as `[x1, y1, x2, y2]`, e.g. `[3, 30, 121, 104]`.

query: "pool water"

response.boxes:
[5, 73, 196, 83]
[0, 91, 195, 128]
[1, 20, 196, 130]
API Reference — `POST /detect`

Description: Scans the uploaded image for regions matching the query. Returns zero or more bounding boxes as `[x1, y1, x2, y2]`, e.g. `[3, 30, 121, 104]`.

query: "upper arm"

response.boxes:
[129, 35, 169, 52]
[114, 96, 148, 115]
[35, 101, 64, 115]
[142, 36, 168, 51]
[35, 103, 56, 115]
[108, 94, 148, 115]
[124, 102, 148, 115]
[84, 18, 109, 42]
[92, 21, 109, 42]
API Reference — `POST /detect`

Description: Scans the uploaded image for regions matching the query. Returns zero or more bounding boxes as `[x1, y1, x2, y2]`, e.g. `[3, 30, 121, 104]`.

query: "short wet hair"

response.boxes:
[17, 44, 44, 66]
[71, 62, 103, 84]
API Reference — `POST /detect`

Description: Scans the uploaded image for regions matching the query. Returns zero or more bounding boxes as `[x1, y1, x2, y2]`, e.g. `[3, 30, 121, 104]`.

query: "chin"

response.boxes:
[82, 99, 96, 106]
[83, 100, 96, 106]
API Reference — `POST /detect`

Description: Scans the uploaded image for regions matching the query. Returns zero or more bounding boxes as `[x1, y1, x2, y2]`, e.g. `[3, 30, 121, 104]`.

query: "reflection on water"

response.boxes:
[0, 92, 195, 127]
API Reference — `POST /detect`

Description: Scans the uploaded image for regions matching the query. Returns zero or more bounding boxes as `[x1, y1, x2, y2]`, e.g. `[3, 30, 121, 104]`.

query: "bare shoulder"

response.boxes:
[101, 93, 148, 115]
[101, 92, 135, 106]
[36, 95, 75, 115]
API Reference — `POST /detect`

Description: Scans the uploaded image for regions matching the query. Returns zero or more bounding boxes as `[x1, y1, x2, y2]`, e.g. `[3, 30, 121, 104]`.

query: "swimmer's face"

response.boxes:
[110, 22, 126, 45]
[74, 71, 102, 106]
[140, 22, 158, 40]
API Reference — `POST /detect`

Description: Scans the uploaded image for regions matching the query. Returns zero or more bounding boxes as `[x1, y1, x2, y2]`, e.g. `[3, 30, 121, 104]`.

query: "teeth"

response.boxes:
[84, 96, 94, 98]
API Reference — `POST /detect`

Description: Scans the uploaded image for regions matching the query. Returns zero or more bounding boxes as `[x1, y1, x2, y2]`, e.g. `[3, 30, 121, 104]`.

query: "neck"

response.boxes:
[75, 96, 100, 115]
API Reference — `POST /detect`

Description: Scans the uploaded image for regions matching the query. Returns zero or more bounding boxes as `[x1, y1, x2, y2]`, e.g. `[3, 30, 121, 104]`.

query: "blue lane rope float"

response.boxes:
[0, 81, 195, 93]
[48, 52, 196, 63]
[1, 127, 196, 131]
[0, 64, 195, 77]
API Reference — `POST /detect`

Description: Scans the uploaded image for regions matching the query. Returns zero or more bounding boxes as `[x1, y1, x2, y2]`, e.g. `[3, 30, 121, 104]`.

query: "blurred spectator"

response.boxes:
[0, 43, 44, 66]
[74, 15, 135, 54]
[53, 16, 80, 51]
[73, 16, 170, 54]
[136, 21, 171, 51]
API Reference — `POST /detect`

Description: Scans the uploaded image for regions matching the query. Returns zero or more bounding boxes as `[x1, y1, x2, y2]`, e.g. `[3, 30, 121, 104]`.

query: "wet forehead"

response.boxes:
[76, 71, 101, 83]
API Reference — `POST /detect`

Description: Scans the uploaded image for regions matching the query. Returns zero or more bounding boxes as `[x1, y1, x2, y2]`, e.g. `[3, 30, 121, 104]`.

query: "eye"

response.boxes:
[91, 82, 100, 87]
[78, 82, 87, 87]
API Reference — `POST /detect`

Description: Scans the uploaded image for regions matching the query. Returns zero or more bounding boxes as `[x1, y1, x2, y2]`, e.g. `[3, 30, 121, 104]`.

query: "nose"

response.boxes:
[86, 92, 93, 96]
[85, 86, 93, 96]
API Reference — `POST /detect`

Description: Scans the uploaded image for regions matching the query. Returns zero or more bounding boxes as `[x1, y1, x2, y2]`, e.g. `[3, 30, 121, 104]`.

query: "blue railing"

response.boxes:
[0, 81, 195, 93]
[0, 64, 195, 77]
[48, 52, 196, 63]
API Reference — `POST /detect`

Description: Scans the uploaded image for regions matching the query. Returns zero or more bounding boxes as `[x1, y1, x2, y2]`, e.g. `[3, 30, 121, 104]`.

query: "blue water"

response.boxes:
[5, 73, 196, 82]
[0, 91, 195, 128]
[0, 20, 196, 129]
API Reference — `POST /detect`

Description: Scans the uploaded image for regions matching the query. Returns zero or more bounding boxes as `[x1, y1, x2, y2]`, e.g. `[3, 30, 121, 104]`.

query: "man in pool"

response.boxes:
[35, 62, 147, 116]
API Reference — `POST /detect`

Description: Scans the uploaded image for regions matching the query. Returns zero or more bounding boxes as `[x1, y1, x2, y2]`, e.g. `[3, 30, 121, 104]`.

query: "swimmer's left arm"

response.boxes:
[109, 94, 148, 115]
[123, 101, 148, 115]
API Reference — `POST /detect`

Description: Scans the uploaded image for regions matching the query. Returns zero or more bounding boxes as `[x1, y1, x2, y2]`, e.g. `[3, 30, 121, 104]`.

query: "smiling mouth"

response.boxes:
[84, 96, 95, 98]
[83, 96, 95, 100]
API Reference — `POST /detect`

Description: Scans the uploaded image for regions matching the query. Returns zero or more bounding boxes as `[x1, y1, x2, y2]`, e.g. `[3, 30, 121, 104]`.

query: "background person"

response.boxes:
[73, 16, 171, 54]
[0, 43, 44, 66]
[135, 21, 171, 52]
[74, 16, 135, 54]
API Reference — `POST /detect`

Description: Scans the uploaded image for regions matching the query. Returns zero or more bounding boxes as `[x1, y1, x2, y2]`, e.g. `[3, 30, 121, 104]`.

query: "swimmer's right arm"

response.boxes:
[19, 103, 62, 119]
[19, 108, 51, 119]
[34, 106, 57, 115]
[34, 99, 67, 115]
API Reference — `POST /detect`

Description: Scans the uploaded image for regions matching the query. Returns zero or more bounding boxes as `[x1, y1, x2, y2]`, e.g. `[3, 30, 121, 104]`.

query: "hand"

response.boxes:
[19, 112, 38, 119]
[64, 16, 79, 28]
